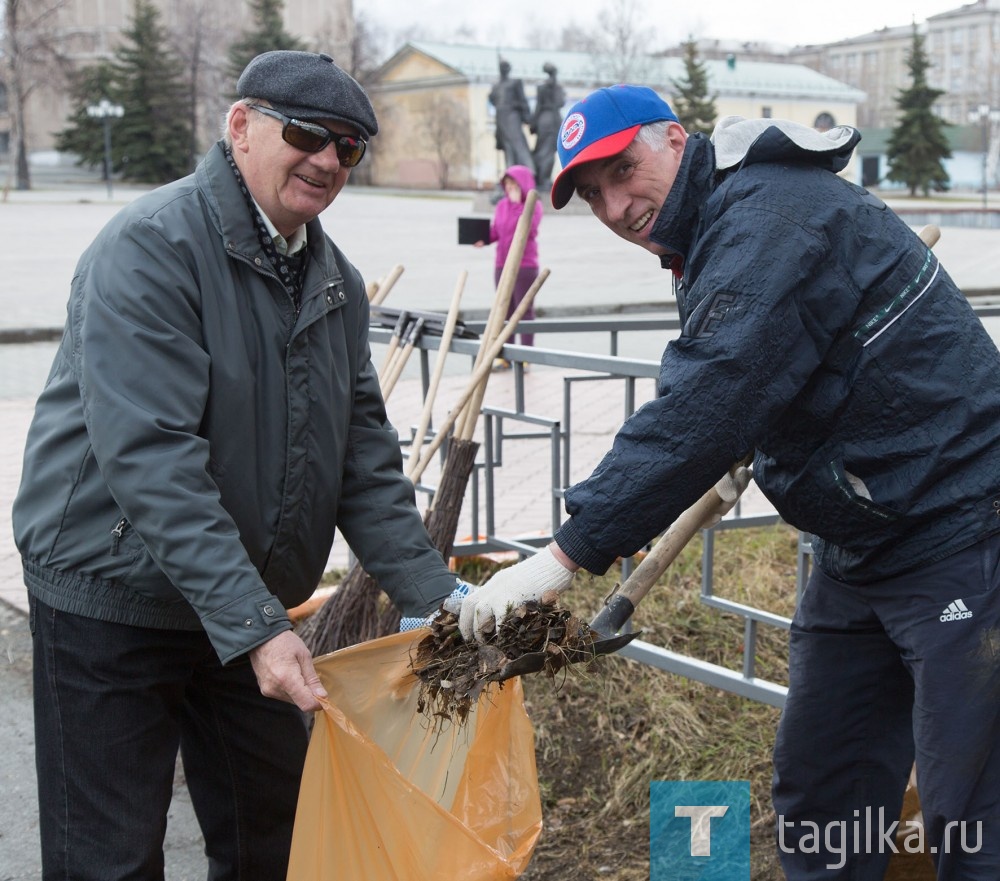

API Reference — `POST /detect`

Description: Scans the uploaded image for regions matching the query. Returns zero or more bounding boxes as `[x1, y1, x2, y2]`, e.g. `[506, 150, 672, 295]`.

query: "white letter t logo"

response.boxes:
[675, 805, 729, 856]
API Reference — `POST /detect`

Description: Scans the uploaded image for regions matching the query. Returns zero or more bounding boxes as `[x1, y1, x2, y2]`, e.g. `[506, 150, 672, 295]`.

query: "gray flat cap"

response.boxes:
[237, 50, 378, 138]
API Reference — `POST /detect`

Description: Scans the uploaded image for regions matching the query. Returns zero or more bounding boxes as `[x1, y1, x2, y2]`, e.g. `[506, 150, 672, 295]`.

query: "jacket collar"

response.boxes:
[196, 141, 335, 278]
[648, 133, 715, 278]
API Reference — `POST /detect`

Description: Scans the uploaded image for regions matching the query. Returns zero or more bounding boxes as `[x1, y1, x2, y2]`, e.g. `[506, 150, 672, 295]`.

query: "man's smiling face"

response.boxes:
[572, 123, 687, 256]
[229, 102, 356, 237]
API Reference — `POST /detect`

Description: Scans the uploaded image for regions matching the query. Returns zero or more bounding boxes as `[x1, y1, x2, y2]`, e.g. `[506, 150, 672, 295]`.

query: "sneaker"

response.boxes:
[491, 357, 511, 371]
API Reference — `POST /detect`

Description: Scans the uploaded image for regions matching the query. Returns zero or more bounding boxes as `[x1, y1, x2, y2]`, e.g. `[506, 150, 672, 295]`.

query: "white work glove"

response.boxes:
[398, 578, 473, 632]
[700, 464, 753, 530]
[457, 546, 576, 643]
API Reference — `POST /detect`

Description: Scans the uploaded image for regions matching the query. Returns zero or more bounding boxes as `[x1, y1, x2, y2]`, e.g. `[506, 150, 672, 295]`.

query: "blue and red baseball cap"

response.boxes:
[551, 85, 679, 209]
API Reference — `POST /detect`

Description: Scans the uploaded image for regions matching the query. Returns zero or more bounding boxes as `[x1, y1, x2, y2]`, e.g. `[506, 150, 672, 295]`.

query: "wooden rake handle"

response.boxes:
[408, 269, 548, 483]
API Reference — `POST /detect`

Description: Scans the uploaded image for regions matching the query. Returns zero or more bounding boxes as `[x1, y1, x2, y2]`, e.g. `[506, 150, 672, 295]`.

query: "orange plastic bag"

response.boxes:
[286, 630, 543, 880]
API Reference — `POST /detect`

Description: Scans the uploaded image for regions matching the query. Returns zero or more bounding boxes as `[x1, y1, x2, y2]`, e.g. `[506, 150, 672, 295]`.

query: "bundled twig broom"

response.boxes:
[299, 192, 546, 656]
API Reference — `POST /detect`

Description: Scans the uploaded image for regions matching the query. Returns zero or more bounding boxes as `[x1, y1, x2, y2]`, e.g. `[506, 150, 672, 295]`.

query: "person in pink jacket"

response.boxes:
[476, 164, 543, 368]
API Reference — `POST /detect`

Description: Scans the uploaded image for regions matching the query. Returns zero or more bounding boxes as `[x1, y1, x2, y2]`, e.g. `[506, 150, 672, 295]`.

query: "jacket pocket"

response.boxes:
[107, 517, 180, 603]
[760, 453, 903, 544]
[826, 459, 902, 525]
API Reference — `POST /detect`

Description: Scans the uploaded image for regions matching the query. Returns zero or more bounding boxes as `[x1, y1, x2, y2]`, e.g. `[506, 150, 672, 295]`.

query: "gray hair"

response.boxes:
[222, 98, 263, 146]
[634, 121, 672, 152]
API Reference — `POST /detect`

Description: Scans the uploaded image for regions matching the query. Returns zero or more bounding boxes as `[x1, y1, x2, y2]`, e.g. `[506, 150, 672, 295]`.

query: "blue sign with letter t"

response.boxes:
[650, 781, 750, 880]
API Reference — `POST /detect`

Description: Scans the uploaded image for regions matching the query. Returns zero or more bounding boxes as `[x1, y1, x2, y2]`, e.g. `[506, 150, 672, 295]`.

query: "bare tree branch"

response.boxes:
[4, 0, 73, 189]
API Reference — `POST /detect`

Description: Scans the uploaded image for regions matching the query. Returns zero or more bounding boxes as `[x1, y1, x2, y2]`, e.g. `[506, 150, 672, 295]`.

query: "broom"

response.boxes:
[300, 192, 544, 655]
[376, 268, 548, 636]
[296, 270, 471, 654]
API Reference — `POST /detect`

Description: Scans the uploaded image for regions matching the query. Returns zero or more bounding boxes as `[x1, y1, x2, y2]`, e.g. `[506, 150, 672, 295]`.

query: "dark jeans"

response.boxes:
[30, 597, 309, 881]
[773, 533, 1000, 879]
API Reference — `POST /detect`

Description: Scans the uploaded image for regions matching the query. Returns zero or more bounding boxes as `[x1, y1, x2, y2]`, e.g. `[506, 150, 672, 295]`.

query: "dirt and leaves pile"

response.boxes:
[409, 588, 599, 723]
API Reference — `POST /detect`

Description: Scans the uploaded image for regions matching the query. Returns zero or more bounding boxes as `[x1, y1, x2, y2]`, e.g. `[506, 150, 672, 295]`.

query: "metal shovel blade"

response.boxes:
[489, 629, 642, 682]
[484, 465, 762, 686]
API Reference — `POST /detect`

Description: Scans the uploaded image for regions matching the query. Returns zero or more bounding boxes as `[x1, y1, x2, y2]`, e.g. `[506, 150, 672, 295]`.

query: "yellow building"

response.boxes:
[368, 41, 866, 191]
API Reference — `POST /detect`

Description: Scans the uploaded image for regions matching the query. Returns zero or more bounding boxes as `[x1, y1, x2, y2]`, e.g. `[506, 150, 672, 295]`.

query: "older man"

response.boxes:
[457, 85, 1000, 879]
[13, 51, 458, 879]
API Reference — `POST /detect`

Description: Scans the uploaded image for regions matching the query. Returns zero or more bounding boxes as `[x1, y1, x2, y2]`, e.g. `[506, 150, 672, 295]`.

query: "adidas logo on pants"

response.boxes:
[940, 598, 973, 622]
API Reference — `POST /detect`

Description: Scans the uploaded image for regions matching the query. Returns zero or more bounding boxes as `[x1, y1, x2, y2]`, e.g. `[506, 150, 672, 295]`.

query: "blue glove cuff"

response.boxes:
[399, 578, 473, 632]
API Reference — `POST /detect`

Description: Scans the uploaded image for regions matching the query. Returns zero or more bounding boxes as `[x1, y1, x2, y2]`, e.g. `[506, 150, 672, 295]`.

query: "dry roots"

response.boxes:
[409, 592, 600, 724]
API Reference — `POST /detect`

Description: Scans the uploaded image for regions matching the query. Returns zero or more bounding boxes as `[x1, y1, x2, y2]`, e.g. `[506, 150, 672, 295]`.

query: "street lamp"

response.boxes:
[86, 98, 124, 200]
[969, 103, 1000, 211]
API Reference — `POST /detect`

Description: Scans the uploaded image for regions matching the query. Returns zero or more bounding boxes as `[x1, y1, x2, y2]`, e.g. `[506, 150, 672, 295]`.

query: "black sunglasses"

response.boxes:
[249, 105, 367, 167]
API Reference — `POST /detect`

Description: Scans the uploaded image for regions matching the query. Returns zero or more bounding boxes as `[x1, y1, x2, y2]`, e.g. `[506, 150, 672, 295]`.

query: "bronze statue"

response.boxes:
[489, 58, 535, 173]
[530, 62, 566, 191]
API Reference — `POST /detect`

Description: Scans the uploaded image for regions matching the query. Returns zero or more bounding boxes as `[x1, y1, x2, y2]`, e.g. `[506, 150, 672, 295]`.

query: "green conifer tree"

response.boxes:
[670, 38, 717, 136]
[112, 0, 195, 183]
[885, 25, 951, 197]
[226, 0, 305, 91]
[54, 62, 119, 175]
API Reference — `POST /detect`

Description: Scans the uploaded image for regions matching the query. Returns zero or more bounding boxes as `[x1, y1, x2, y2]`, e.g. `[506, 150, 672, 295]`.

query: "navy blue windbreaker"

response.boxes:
[555, 129, 1000, 583]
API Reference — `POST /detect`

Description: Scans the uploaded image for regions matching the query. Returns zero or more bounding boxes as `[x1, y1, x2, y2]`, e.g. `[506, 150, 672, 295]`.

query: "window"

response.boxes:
[0, 83, 8, 116]
[814, 112, 836, 131]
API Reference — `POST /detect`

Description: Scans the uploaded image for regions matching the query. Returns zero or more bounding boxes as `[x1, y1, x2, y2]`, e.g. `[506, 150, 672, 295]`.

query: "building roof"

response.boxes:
[798, 23, 917, 50]
[376, 40, 866, 103]
[929, 0, 1000, 22]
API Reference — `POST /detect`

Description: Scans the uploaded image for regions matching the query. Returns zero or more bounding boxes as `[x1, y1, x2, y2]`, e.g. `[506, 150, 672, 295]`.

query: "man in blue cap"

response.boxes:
[457, 84, 1000, 879]
[14, 50, 462, 879]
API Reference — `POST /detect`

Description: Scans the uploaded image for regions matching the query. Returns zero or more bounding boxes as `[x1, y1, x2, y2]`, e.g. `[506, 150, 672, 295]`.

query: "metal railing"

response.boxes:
[374, 316, 795, 706]
[8, 301, 998, 707]
[371, 302, 1000, 707]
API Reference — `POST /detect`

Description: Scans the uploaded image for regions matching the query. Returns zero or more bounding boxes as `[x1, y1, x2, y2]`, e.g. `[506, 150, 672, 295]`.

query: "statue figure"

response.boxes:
[530, 62, 566, 191]
[489, 58, 535, 174]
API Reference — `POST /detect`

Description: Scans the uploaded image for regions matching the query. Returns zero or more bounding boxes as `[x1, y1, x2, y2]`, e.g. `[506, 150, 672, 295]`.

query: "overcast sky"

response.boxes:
[363, 0, 956, 56]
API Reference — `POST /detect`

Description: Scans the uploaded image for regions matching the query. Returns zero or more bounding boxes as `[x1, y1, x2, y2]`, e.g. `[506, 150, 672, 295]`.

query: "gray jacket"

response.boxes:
[13, 142, 455, 662]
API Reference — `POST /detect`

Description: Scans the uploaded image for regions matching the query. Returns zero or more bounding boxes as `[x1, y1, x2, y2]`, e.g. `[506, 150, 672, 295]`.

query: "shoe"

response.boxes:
[491, 358, 511, 371]
[519, 361, 530, 373]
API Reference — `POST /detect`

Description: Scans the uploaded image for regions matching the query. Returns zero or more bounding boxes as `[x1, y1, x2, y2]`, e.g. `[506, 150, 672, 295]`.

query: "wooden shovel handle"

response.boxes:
[408, 269, 548, 482]
[615, 485, 723, 608]
[592, 225, 941, 637]
[612, 224, 941, 608]
[917, 224, 940, 249]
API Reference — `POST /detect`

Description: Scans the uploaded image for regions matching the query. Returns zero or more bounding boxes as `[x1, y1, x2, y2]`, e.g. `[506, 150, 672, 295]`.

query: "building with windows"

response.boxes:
[787, 0, 1000, 190]
[926, 0, 1000, 126]
[3, 0, 998, 193]
[790, 1, 1000, 130]
[789, 27, 914, 130]
[368, 41, 864, 190]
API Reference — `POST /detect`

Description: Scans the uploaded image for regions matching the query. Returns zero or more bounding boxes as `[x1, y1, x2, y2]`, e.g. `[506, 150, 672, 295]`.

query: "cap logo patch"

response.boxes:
[561, 112, 586, 150]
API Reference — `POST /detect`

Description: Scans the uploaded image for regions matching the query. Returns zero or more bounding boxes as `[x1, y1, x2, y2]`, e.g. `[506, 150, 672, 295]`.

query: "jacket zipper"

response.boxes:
[111, 518, 127, 555]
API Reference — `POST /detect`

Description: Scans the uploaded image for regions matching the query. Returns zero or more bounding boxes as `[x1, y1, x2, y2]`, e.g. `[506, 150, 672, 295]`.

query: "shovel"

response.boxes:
[486, 227, 938, 683]
[489, 476, 746, 682]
